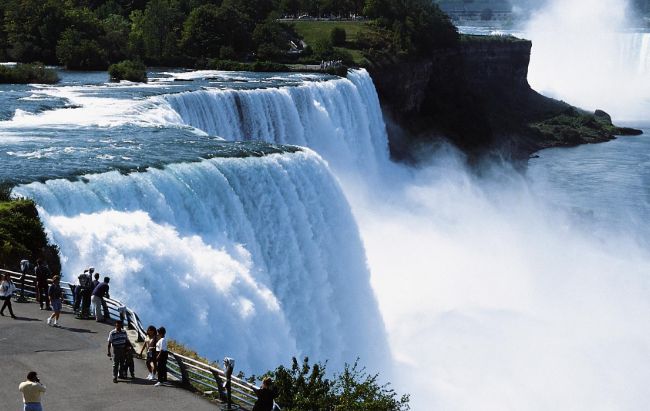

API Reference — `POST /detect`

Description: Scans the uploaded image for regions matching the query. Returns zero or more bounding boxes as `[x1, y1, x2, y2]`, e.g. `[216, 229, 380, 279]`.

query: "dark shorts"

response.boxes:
[146, 350, 155, 362]
[51, 299, 62, 311]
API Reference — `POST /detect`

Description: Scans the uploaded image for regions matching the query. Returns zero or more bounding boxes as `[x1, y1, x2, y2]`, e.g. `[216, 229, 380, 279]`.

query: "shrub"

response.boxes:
[108, 60, 147, 83]
[330, 27, 347, 47]
[0, 63, 59, 84]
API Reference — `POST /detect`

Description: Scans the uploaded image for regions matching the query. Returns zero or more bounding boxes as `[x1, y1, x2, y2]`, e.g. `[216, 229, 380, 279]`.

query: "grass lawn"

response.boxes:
[291, 21, 370, 66]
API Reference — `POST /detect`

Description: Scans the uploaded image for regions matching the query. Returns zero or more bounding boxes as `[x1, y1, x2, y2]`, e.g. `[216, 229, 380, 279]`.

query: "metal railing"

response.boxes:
[0, 268, 259, 409]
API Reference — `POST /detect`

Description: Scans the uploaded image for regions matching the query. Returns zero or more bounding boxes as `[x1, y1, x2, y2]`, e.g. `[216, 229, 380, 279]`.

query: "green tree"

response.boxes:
[259, 357, 410, 411]
[56, 28, 107, 69]
[330, 27, 346, 46]
[101, 14, 131, 63]
[3, 0, 69, 63]
[131, 0, 184, 63]
[252, 20, 289, 59]
[180, 4, 252, 59]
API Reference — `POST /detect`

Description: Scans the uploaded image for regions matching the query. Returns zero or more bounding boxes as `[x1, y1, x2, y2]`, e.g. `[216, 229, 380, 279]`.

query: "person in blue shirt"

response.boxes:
[91, 277, 110, 322]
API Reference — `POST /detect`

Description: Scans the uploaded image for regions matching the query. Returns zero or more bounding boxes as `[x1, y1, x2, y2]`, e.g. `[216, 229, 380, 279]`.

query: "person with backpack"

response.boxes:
[77, 268, 93, 318]
[0, 272, 17, 318]
[46, 276, 62, 327]
[252, 377, 278, 411]
[34, 259, 51, 311]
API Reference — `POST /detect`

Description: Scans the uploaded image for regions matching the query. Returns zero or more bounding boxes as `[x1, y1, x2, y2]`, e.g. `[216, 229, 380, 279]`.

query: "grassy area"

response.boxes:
[291, 21, 371, 66]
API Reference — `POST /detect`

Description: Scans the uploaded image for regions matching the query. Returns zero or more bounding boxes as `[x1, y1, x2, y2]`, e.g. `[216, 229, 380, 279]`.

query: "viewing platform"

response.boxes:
[0, 300, 216, 410]
[0, 269, 259, 410]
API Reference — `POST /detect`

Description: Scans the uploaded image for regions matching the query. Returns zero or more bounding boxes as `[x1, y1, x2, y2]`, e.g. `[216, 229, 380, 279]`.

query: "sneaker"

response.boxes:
[113, 378, 118, 383]
[153, 382, 162, 387]
[146, 373, 153, 380]
[46, 318, 52, 326]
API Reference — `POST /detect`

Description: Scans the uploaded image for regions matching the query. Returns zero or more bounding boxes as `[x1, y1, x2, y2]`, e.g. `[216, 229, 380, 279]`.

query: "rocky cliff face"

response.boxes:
[368, 36, 639, 161]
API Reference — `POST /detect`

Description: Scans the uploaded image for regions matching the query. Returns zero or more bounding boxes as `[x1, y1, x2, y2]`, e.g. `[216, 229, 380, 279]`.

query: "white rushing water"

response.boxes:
[525, 0, 650, 120]
[9, 41, 650, 411]
[13, 150, 389, 373]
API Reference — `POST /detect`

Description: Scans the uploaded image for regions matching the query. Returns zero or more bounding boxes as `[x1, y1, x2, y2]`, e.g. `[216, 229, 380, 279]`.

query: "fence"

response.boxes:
[0, 268, 259, 410]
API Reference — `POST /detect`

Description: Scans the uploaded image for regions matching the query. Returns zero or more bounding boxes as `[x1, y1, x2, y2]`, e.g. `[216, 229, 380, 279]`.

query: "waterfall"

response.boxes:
[164, 69, 390, 173]
[13, 150, 389, 373]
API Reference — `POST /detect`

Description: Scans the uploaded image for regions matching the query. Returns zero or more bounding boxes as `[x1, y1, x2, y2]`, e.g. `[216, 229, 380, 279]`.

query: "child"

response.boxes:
[121, 342, 136, 379]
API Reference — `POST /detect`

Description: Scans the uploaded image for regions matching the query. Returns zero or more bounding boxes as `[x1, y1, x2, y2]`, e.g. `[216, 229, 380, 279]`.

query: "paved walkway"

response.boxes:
[0, 300, 216, 410]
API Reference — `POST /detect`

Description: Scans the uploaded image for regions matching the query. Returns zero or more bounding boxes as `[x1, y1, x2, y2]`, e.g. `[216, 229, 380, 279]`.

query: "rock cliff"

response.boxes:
[368, 35, 640, 161]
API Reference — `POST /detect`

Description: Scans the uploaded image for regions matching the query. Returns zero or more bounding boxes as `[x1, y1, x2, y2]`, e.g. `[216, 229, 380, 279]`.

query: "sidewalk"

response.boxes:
[0, 301, 215, 410]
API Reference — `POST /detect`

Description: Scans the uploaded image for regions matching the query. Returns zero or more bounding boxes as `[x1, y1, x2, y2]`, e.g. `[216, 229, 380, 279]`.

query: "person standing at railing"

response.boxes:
[91, 276, 110, 322]
[154, 326, 168, 387]
[72, 269, 87, 313]
[34, 259, 51, 311]
[77, 268, 94, 319]
[108, 320, 129, 383]
[139, 325, 158, 380]
[0, 272, 17, 318]
[46, 276, 62, 327]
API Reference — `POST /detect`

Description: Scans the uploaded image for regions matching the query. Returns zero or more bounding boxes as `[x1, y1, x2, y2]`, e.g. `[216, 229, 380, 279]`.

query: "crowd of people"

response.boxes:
[5, 258, 278, 411]
[320, 59, 344, 69]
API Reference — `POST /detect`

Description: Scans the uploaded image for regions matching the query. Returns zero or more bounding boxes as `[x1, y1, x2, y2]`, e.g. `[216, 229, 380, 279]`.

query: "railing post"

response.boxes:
[172, 353, 190, 387]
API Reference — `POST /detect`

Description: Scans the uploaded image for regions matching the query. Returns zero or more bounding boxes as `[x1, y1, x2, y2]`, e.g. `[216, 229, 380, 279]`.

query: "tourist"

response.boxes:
[18, 371, 46, 411]
[91, 272, 100, 289]
[77, 268, 93, 318]
[107, 320, 129, 383]
[252, 377, 278, 411]
[121, 341, 136, 379]
[34, 259, 51, 311]
[91, 276, 110, 322]
[139, 325, 158, 380]
[0, 272, 17, 318]
[46, 276, 62, 327]
[154, 326, 168, 386]
[72, 269, 87, 313]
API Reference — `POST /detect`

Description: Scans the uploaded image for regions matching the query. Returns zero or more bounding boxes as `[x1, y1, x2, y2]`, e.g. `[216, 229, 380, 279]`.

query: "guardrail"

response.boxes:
[0, 268, 260, 410]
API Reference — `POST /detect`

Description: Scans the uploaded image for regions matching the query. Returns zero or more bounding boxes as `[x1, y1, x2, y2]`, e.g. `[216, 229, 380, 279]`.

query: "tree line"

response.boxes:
[0, 0, 458, 69]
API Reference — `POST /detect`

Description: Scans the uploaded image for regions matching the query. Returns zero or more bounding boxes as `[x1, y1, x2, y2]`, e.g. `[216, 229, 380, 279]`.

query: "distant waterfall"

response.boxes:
[164, 69, 389, 173]
[13, 150, 389, 372]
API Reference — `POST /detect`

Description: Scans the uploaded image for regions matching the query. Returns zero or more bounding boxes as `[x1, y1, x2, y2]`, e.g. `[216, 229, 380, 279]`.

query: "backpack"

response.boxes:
[79, 274, 92, 289]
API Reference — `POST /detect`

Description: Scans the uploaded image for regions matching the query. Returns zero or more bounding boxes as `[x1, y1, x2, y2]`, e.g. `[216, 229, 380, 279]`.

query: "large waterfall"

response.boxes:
[163, 69, 390, 173]
[13, 150, 389, 372]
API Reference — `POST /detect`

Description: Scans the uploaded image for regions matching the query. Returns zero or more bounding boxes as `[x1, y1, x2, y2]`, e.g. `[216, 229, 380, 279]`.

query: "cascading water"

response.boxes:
[163, 70, 389, 173]
[12, 150, 389, 373]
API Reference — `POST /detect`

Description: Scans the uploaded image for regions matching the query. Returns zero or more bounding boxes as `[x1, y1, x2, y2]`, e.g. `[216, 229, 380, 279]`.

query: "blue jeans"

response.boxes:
[24, 403, 43, 411]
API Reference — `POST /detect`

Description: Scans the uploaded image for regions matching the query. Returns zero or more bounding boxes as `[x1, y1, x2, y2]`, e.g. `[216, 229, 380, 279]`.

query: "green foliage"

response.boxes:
[259, 357, 410, 411]
[0, 63, 59, 84]
[56, 29, 107, 70]
[0, 197, 61, 274]
[130, 0, 184, 63]
[180, 4, 253, 60]
[108, 59, 147, 82]
[207, 59, 289, 72]
[330, 27, 347, 46]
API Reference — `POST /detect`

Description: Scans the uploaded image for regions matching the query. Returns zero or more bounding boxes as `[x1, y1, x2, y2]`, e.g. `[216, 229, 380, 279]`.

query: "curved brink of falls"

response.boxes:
[13, 150, 390, 373]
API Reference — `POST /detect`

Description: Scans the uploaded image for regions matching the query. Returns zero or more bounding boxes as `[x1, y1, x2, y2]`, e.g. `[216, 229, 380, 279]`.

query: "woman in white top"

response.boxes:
[0, 273, 17, 318]
[154, 326, 168, 386]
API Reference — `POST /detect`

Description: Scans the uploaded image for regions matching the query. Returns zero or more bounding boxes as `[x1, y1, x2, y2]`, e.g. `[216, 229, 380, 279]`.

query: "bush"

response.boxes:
[56, 29, 107, 70]
[330, 27, 347, 47]
[0, 63, 59, 84]
[108, 60, 147, 83]
[0, 198, 61, 274]
[253, 357, 410, 411]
